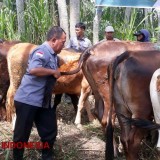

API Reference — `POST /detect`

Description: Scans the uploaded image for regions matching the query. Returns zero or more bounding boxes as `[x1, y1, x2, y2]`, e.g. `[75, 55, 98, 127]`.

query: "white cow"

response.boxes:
[150, 68, 160, 148]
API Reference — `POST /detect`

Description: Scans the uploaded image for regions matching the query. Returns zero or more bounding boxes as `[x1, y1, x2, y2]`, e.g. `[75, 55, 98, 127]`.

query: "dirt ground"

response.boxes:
[0, 99, 105, 160]
[0, 98, 159, 160]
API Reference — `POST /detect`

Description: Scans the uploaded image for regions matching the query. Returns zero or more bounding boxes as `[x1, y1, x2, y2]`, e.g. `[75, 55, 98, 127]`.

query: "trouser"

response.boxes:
[13, 101, 57, 160]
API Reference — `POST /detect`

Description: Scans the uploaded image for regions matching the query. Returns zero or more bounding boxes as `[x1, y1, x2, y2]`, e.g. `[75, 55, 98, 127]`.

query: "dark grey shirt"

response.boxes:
[14, 42, 58, 107]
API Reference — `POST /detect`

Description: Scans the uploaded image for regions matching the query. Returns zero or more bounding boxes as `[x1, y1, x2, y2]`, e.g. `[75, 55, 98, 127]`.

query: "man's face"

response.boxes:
[75, 27, 84, 38]
[105, 32, 114, 40]
[52, 32, 66, 54]
[136, 34, 143, 41]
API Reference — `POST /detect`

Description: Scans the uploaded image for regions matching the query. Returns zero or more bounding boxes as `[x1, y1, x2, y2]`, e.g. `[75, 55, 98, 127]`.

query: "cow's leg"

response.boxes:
[84, 99, 95, 122]
[0, 103, 6, 121]
[74, 85, 93, 126]
[5, 84, 17, 130]
[0, 88, 8, 120]
[74, 77, 89, 125]
[74, 92, 85, 126]
[53, 94, 62, 110]
[12, 113, 17, 131]
[6, 53, 25, 122]
[113, 80, 132, 158]
[6, 85, 15, 122]
[112, 114, 120, 157]
[117, 113, 131, 157]
[0, 95, 2, 103]
[67, 94, 78, 112]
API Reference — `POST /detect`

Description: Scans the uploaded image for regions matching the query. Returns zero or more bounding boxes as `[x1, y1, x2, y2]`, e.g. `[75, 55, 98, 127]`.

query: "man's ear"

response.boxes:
[51, 37, 57, 43]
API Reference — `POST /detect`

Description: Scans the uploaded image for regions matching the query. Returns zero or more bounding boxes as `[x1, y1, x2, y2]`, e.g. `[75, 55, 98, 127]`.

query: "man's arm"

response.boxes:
[29, 67, 61, 79]
[28, 49, 61, 79]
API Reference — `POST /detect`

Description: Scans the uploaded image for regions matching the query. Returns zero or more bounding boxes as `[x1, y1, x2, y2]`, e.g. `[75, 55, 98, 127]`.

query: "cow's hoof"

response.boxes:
[91, 119, 100, 126]
[76, 124, 83, 130]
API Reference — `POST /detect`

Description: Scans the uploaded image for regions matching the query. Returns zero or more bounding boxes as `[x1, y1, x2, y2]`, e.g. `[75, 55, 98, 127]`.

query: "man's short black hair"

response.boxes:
[46, 26, 65, 41]
[75, 22, 86, 30]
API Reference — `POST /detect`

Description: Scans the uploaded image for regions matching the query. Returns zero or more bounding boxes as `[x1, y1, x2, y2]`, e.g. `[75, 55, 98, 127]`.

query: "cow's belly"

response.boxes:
[53, 87, 81, 95]
[53, 83, 81, 95]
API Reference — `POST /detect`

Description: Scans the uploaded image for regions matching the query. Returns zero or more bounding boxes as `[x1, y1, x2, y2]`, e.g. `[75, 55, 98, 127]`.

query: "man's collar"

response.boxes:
[77, 36, 85, 41]
[43, 41, 55, 55]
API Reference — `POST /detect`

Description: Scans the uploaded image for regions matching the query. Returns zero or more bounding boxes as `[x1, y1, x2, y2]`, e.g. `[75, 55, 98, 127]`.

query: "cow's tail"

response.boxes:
[106, 51, 130, 160]
[60, 49, 91, 75]
[118, 113, 160, 131]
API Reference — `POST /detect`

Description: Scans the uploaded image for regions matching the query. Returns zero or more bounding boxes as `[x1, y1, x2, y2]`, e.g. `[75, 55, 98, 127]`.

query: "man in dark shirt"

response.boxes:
[13, 26, 66, 160]
[133, 29, 150, 42]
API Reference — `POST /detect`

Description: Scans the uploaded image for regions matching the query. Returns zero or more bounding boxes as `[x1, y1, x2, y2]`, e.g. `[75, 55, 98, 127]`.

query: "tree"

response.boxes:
[125, 7, 131, 23]
[69, 0, 80, 38]
[93, 6, 102, 44]
[16, 0, 25, 37]
[156, 9, 160, 42]
[57, 0, 69, 43]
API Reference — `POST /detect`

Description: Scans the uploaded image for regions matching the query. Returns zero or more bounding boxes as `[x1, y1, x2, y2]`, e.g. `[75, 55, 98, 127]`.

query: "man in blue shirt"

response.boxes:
[64, 22, 92, 103]
[13, 26, 66, 160]
[67, 22, 92, 52]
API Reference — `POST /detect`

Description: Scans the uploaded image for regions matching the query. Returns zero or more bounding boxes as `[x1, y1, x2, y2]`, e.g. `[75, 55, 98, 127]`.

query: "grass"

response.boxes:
[0, 1, 160, 43]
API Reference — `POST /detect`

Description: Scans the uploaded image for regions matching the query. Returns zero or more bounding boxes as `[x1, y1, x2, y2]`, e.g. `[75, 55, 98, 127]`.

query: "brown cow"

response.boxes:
[61, 41, 157, 157]
[54, 60, 93, 126]
[61, 41, 157, 128]
[0, 40, 21, 120]
[3, 43, 94, 125]
[0, 53, 9, 120]
[106, 50, 160, 160]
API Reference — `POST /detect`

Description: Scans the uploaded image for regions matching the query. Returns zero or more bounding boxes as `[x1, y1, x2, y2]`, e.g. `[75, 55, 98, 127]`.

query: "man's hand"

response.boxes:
[53, 70, 61, 79]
